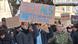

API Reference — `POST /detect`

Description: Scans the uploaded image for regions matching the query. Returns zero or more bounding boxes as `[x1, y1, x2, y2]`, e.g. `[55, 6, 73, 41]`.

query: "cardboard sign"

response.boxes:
[20, 2, 55, 24]
[61, 13, 70, 20]
[71, 15, 78, 24]
[6, 16, 20, 28]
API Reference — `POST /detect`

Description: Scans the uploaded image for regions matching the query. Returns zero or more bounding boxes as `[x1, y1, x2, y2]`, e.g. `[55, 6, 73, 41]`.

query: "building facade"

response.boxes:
[0, 0, 12, 21]
[53, 0, 78, 4]
[53, 0, 78, 16]
[55, 6, 75, 16]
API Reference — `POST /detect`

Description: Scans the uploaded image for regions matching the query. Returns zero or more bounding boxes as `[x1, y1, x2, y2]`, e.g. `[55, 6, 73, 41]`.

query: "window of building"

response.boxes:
[72, 0, 78, 3]
[66, 6, 70, 11]
[56, 6, 65, 12]
[53, 0, 66, 4]
[66, 0, 71, 3]
[55, 7, 60, 11]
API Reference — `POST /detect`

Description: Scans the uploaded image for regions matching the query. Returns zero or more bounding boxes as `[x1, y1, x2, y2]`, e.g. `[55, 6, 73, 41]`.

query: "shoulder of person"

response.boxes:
[41, 30, 47, 34]
[52, 32, 57, 37]
[16, 31, 24, 36]
[65, 31, 69, 35]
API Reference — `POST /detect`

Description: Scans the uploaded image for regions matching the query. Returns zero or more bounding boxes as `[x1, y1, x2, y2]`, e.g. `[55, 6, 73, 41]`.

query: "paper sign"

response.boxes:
[71, 15, 78, 24]
[6, 16, 20, 28]
[61, 13, 70, 20]
[20, 2, 55, 24]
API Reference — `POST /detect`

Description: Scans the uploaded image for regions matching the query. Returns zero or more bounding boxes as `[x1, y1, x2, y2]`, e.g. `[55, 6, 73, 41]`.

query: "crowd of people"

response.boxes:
[0, 18, 78, 44]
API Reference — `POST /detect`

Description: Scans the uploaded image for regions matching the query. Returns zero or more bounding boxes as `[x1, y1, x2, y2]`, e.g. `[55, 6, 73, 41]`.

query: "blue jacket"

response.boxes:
[71, 31, 78, 44]
[32, 24, 53, 44]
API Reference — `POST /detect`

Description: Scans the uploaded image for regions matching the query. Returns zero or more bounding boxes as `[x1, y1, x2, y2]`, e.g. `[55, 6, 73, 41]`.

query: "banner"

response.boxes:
[6, 16, 20, 28]
[20, 2, 55, 24]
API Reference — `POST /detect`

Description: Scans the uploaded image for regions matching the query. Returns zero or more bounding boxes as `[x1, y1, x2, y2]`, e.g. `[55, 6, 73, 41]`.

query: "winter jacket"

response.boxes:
[0, 35, 11, 44]
[16, 28, 34, 44]
[72, 31, 78, 44]
[32, 24, 53, 44]
[48, 31, 73, 44]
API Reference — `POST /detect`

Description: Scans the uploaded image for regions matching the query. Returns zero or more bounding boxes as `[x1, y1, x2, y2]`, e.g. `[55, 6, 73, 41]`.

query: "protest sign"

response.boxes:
[6, 16, 20, 28]
[61, 13, 70, 20]
[71, 15, 78, 24]
[20, 2, 55, 24]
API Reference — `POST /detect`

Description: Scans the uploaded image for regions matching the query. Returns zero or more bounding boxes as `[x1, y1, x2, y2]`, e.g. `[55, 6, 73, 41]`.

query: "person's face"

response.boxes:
[56, 24, 63, 32]
[36, 24, 41, 30]
[2, 21, 6, 26]
[72, 27, 77, 32]
[29, 26, 33, 31]
[37, 25, 40, 29]
[22, 22, 28, 30]
[68, 29, 72, 32]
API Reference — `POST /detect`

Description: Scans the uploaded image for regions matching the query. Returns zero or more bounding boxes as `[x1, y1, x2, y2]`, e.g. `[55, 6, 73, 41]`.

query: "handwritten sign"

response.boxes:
[20, 2, 55, 24]
[6, 16, 20, 28]
[61, 13, 70, 20]
[71, 15, 78, 24]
